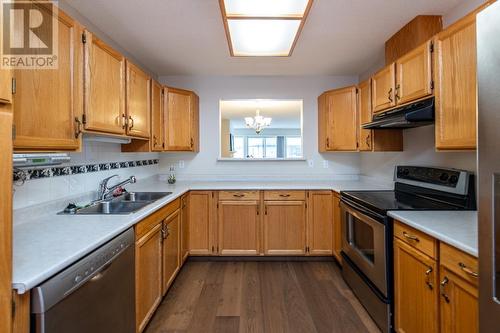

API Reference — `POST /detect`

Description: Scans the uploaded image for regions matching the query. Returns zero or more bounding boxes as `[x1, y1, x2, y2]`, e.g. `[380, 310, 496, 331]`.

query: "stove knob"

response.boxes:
[449, 175, 459, 184]
[439, 173, 449, 181]
[74, 275, 82, 284]
[402, 168, 410, 176]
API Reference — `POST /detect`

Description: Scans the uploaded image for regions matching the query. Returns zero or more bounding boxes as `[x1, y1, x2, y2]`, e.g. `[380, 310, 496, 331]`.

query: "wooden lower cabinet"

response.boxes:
[135, 223, 163, 333]
[263, 200, 306, 255]
[307, 191, 333, 255]
[394, 238, 439, 333]
[439, 267, 478, 333]
[332, 192, 342, 263]
[162, 209, 180, 295]
[188, 191, 216, 255]
[180, 194, 189, 263]
[218, 200, 260, 255]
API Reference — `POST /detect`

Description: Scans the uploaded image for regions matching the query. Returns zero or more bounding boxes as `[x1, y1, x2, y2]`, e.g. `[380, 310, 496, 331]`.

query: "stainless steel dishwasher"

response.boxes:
[31, 228, 135, 333]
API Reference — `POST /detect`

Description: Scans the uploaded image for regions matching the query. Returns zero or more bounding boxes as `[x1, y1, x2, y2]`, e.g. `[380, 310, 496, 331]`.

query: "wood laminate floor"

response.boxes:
[145, 261, 380, 333]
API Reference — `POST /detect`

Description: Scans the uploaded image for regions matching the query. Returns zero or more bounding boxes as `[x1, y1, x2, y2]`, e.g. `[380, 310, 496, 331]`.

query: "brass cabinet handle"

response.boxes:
[74, 117, 83, 138]
[425, 267, 433, 290]
[365, 135, 371, 148]
[395, 84, 401, 101]
[190, 138, 194, 148]
[279, 194, 291, 197]
[388, 88, 393, 102]
[233, 194, 245, 198]
[402, 231, 420, 242]
[459, 262, 478, 278]
[440, 277, 450, 303]
[128, 116, 134, 129]
[326, 137, 330, 148]
[153, 135, 158, 147]
[122, 114, 127, 129]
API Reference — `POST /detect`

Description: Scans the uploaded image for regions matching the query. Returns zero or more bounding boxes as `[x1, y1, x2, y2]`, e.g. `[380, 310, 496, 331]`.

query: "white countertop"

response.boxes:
[388, 211, 478, 257]
[13, 177, 391, 294]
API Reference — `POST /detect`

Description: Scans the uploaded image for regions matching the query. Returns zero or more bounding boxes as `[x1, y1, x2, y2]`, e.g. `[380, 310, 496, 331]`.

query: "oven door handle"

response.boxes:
[340, 196, 386, 221]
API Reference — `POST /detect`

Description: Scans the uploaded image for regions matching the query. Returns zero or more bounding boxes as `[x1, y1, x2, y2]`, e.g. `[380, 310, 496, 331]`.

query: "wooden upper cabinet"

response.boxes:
[218, 200, 260, 255]
[164, 87, 199, 152]
[307, 191, 333, 255]
[188, 191, 215, 255]
[162, 209, 180, 295]
[13, 8, 80, 151]
[318, 86, 358, 152]
[0, 69, 12, 104]
[394, 239, 439, 333]
[372, 63, 396, 113]
[126, 61, 151, 138]
[396, 40, 433, 104]
[264, 200, 306, 255]
[83, 30, 126, 135]
[357, 79, 372, 151]
[440, 266, 478, 333]
[434, 14, 477, 150]
[151, 81, 164, 151]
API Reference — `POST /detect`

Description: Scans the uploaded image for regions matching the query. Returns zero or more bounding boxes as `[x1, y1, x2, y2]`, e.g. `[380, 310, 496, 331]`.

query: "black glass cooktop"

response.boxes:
[341, 190, 466, 215]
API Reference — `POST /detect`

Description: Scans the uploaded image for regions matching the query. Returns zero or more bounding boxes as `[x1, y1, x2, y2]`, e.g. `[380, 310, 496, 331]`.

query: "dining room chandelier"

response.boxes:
[244, 109, 272, 134]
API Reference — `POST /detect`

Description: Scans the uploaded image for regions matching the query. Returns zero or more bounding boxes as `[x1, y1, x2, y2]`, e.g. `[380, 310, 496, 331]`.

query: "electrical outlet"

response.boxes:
[178, 160, 185, 169]
[323, 160, 329, 168]
[308, 160, 314, 168]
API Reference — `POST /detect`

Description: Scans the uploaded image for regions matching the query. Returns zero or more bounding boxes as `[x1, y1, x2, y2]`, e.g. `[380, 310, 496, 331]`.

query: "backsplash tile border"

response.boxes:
[13, 159, 159, 182]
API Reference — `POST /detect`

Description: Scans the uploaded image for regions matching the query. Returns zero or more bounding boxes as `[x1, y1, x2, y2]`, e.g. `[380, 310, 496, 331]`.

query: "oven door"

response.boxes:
[341, 199, 388, 296]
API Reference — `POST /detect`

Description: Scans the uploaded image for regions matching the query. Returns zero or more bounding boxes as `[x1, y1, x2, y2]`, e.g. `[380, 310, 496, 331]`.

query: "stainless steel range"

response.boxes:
[340, 166, 475, 333]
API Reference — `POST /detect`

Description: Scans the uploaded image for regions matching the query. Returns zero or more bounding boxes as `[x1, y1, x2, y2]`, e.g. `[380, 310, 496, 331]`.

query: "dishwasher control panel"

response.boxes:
[31, 228, 134, 313]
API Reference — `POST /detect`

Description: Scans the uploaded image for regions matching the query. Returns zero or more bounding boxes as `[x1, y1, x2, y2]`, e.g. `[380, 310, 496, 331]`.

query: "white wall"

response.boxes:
[359, 126, 476, 182]
[158, 75, 361, 180]
[13, 142, 159, 210]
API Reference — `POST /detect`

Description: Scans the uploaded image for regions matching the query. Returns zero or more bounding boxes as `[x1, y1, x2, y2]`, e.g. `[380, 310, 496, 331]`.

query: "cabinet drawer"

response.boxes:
[135, 198, 181, 238]
[264, 190, 306, 201]
[394, 221, 437, 259]
[218, 191, 259, 201]
[440, 242, 478, 286]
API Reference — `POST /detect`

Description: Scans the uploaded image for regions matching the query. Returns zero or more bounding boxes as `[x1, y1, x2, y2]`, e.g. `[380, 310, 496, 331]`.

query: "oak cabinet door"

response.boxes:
[264, 201, 306, 255]
[13, 8, 80, 151]
[434, 15, 477, 150]
[394, 239, 439, 333]
[218, 201, 259, 255]
[0, 69, 12, 104]
[126, 61, 150, 138]
[180, 194, 190, 264]
[162, 209, 180, 295]
[188, 191, 215, 255]
[164, 87, 199, 151]
[151, 81, 164, 151]
[396, 40, 433, 105]
[332, 192, 342, 263]
[440, 267, 478, 333]
[135, 223, 162, 333]
[372, 63, 396, 113]
[357, 79, 372, 151]
[325, 86, 358, 151]
[83, 30, 126, 135]
[307, 191, 333, 255]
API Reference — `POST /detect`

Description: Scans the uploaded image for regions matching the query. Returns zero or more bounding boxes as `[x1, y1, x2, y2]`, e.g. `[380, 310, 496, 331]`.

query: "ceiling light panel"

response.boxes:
[223, 0, 310, 17]
[228, 19, 301, 56]
[220, 0, 313, 57]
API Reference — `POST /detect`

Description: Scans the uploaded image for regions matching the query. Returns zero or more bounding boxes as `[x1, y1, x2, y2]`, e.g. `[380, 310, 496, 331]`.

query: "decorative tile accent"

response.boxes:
[13, 159, 159, 182]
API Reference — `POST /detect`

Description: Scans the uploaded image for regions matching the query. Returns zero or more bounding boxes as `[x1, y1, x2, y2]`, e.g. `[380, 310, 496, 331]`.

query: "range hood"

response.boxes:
[362, 97, 434, 129]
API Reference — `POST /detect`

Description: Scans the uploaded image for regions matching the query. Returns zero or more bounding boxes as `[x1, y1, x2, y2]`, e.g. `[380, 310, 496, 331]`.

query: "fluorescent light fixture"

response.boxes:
[219, 0, 313, 57]
[223, 0, 310, 17]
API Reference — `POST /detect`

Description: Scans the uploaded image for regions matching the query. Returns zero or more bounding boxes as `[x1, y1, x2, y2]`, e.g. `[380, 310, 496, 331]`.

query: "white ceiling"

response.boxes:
[221, 99, 302, 129]
[65, 0, 466, 76]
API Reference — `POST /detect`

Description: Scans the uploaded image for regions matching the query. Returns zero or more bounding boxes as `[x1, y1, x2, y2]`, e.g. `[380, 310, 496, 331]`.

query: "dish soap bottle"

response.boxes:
[168, 165, 176, 184]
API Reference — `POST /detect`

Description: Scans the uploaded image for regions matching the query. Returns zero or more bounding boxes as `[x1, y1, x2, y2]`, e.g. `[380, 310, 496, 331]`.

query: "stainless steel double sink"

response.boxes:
[63, 192, 172, 215]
